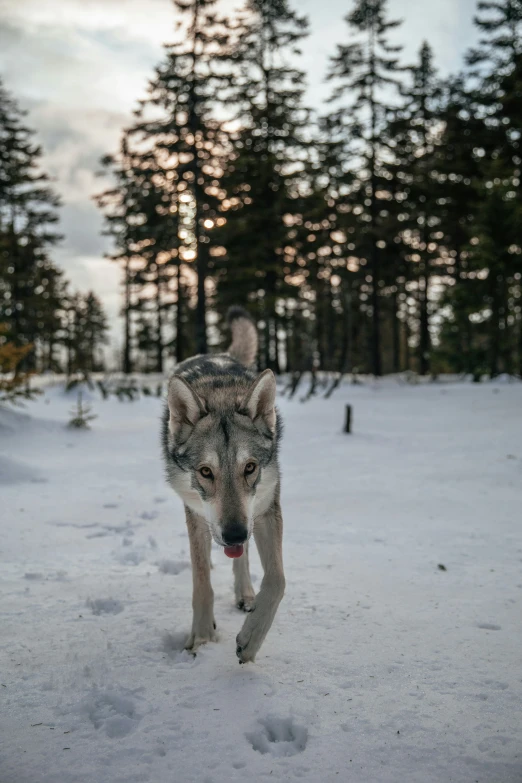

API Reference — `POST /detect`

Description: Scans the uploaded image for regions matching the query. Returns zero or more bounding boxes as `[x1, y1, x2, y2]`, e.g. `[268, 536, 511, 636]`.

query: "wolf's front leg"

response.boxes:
[233, 540, 256, 611]
[236, 498, 285, 663]
[184, 506, 217, 651]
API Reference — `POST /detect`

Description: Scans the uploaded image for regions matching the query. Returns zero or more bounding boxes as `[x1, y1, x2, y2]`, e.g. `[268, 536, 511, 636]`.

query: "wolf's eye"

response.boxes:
[244, 462, 257, 476]
[199, 466, 213, 480]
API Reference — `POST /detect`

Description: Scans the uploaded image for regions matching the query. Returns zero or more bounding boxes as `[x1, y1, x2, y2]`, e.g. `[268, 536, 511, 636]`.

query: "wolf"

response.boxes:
[161, 307, 285, 664]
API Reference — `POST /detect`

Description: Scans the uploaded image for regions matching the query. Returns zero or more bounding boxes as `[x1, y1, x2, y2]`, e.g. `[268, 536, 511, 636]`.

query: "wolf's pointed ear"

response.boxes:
[242, 369, 277, 435]
[168, 376, 205, 440]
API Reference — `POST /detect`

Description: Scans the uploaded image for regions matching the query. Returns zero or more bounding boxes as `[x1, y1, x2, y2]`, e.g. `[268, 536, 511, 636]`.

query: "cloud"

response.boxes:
[0, 1, 175, 345]
[0, 0, 175, 47]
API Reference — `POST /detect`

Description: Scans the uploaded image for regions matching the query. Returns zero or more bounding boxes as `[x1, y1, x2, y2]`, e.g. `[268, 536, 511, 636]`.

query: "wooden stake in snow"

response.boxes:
[344, 404, 352, 433]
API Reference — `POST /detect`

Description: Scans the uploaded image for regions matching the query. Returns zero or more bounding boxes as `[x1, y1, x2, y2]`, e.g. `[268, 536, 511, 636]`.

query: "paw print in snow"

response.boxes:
[246, 716, 308, 758]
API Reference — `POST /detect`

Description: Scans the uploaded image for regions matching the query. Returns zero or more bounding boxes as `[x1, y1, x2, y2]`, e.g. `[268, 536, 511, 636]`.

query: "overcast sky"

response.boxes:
[0, 0, 479, 345]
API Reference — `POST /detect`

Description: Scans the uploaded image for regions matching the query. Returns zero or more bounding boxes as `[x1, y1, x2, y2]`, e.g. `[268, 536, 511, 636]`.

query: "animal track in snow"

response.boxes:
[117, 550, 144, 566]
[161, 632, 198, 667]
[158, 559, 190, 575]
[105, 522, 138, 534]
[477, 735, 512, 753]
[484, 679, 509, 690]
[78, 687, 141, 738]
[89, 523, 137, 540]
[24, 570, 68, 581]
[140, 510, 159, 520]
[246, 716, 308, 757]
[87, 598, 124, 615]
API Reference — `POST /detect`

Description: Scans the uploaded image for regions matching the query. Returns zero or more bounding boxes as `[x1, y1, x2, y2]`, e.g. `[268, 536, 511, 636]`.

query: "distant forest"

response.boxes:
[2, 0, 522, 378]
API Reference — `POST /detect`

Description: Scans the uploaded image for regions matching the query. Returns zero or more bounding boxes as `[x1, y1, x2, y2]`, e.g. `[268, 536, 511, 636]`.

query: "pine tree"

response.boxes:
[457, 0, 522, 375]
[97, 136, 181, 372]
[0, 79, 61, 243]
[0, 79, 62, 369]
[133, 0, 237, 355]
[67, 392, 97, 429]
[215, 0, 310, 371]
[62, 291, 108, 375]
[307, 112, 367, 375]
[81, 292, 109, 372]
[325, 0, 403, 376]
[431, 79, 486, 374]
[467, 0, 522, 196]
[134, 313, 159, 372]
[98, 1, 236, 364]
[467, 0, 522, 77]
[383, 42, 443, 374]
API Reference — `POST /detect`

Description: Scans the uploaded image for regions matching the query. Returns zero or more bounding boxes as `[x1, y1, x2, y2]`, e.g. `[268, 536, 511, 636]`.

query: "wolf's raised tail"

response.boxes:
[227, 306, 258, 367]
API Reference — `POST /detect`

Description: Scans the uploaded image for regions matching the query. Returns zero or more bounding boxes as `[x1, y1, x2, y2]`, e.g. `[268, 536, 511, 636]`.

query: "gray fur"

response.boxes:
[161, 312, 285, 663]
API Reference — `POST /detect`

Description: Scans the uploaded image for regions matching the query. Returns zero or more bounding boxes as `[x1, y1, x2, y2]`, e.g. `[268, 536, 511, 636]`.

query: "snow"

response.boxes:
[1, 379, 521, 783]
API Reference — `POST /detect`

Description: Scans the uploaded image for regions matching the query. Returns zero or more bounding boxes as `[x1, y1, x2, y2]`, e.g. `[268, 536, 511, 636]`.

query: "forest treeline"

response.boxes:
[0, 81, 108, 374]
[2, 0, 522, 378]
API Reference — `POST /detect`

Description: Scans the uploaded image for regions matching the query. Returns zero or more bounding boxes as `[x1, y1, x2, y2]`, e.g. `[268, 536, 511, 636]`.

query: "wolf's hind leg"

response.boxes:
[184, 506, 217, 651]
[233, 541, 256, 612]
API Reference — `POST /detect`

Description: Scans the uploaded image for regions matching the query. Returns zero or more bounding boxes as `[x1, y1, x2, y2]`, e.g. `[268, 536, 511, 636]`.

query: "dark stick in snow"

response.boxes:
[344, 405, 352, 434]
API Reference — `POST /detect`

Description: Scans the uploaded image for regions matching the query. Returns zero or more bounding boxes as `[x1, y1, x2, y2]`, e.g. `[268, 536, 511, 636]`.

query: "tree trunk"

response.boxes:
[404, 311, 412, 371]
[489, 275, 501, 378]
[392, 287, 401, 373]
[123, 259, 132, 374]
[518, 280, 522, 378]
[369, 36, 381, 377]
[175, 262, 184, 364]
[339, 280, 352, 374]
[155, 264, 164, 373]
[315, 276, 324, 370]
[499, 277, 510, 375]
[327, 280, 335, 370]
[67, 312, 74, 376]
[195, 239, 208, 354]
[274, 316, 281, 374]
[419, 266, 430, 375]
[188, 0, 207, 356]
[264, 270, 277, 371]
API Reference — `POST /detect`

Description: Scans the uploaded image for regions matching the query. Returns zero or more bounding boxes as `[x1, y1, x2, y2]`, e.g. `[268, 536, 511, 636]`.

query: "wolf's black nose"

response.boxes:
[222, 525, 248, 546]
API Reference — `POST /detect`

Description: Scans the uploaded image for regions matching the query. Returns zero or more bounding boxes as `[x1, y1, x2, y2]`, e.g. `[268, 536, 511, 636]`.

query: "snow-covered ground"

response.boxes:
[1, 379, 521, 783]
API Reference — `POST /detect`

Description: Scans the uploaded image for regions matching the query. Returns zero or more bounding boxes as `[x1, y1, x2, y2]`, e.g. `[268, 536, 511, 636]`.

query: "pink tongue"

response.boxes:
[224, 544, 244, 559]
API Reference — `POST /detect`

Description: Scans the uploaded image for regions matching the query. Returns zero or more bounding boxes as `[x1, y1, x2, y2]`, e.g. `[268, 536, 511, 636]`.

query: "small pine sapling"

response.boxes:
[67, 392, 97, 429]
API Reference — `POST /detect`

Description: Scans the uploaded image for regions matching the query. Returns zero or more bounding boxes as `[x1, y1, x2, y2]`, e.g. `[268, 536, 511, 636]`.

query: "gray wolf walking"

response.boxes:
[161, 307, 285, 663]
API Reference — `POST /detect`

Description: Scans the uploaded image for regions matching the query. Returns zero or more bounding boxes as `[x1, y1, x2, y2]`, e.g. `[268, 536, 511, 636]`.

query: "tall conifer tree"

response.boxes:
[0, 79, 63, 369]
[215, 0, 309, 371]
[326, 0, 403, 375]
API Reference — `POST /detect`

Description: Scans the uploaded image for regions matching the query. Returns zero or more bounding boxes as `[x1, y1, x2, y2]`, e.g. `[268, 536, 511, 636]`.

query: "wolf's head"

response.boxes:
[165, 368, 279, 550]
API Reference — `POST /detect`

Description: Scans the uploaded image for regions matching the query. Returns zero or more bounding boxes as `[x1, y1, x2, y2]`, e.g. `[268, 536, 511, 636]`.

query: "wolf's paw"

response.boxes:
[236, 638, 256, 664]
[185, 622, 218, 652]
[236, 594, 256, 613]
[236, 613, 265, 664]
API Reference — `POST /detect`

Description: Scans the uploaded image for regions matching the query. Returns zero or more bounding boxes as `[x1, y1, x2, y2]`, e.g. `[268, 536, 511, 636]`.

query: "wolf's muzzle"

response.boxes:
[222, 524, 248, 547]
